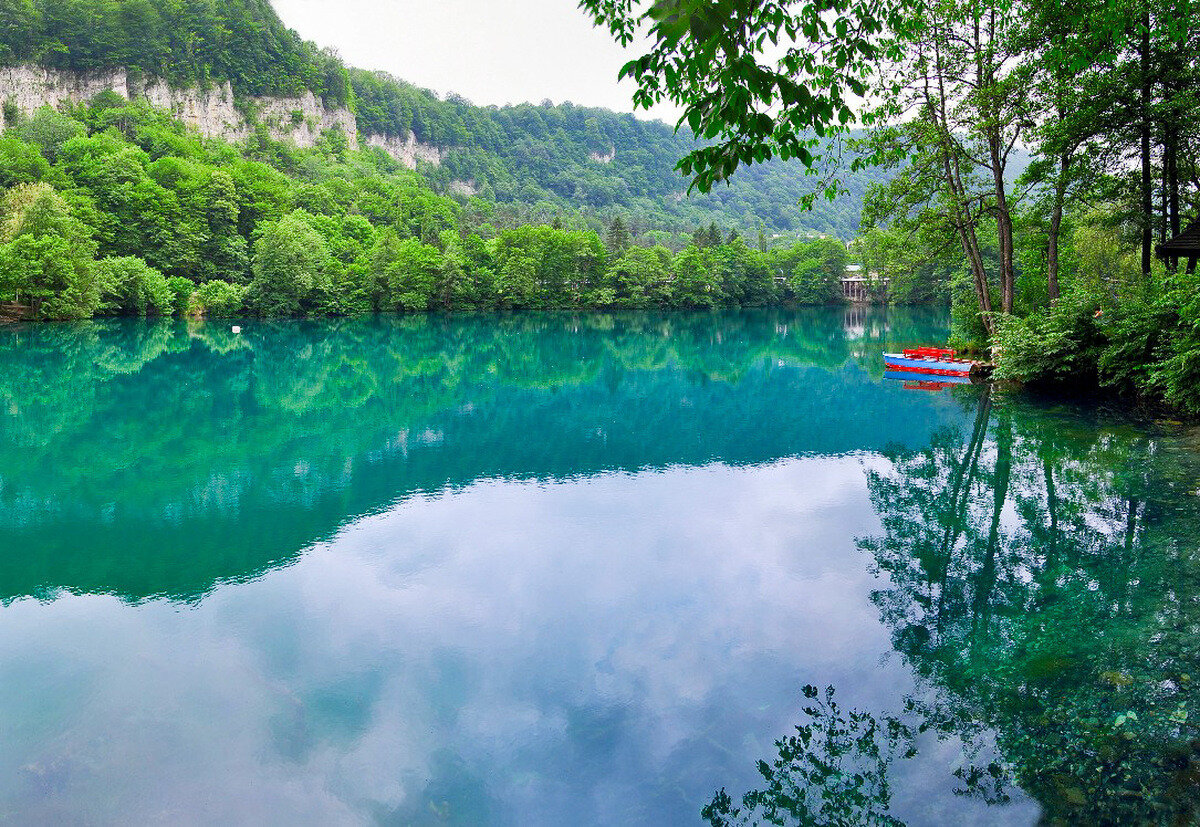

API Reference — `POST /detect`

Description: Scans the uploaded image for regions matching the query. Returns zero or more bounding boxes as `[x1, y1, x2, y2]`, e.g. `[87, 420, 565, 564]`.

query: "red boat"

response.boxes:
[882, 346, 977, 378]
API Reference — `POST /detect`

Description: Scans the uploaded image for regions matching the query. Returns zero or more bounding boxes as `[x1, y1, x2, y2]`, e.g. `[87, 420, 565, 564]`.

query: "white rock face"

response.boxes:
[141, 79, 359, 149]
[0, 65, 364, 152]
[0, 65, 126, 114]
[589, 147, 615, 163]
[363, 132, 443, 169]
[0, 65, 452, 167]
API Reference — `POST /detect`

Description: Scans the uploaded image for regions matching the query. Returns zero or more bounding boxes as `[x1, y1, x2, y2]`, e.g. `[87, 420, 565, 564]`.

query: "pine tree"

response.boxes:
[605, 216, 630, 255]
[707, 222, 722, 247]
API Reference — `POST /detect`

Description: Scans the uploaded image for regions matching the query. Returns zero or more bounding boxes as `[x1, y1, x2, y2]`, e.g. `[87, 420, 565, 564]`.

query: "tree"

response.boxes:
[579, 0, 911, 194]
[0, 137, 50, 187]
[673, 246, 720, 307]
[0, 181, 99, 318]
[858, 0, 1033, 329]
[203, 169, 249, 283]
[248, 210, 332, 316]
[94, 255, 172, 315]
[383, 236, 443, 311]
[602, 245, 672, 307]
[604, 215, 630, 255]
[7, 105, 84, 161]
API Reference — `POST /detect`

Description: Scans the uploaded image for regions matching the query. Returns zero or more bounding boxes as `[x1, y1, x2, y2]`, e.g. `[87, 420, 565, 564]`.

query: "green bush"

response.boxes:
[991, 289, 1107, 385]
[95, 256, 172, 315]
[194, 280, 246, 317]
[167, 277, 195, 315]
[1146, 272, 1200, 416]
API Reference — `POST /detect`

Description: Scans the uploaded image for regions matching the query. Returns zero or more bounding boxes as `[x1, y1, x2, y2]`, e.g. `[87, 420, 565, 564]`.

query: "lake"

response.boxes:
[1, 308, 1198, 824]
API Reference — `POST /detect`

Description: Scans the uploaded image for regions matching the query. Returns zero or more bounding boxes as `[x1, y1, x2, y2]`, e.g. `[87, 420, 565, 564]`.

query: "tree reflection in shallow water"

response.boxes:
[6, 309, 1200, 822]
[710, 385, 1200, 824]
[0, 307, 957, 601]
[703, 684, 919, 826]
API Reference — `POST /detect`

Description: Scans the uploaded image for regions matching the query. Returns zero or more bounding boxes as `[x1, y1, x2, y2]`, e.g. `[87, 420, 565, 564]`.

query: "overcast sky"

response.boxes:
[270, 0, 681, 123]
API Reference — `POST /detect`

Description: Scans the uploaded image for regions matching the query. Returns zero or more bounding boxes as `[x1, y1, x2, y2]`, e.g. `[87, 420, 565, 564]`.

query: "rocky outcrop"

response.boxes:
[589, 147, 615, 163]
[0, 65, 453, 168]
[0, 65, 371, 153]
[0, 65, 126, 114]
[140, 78, 359, 149]
[363, 132, 443, 169]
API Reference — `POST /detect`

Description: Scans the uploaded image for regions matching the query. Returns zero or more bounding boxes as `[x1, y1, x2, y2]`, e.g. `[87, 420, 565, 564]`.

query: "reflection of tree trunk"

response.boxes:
[934, 385, 993, 634]
[971, 408, 1012, 652]
[1124, 499, 1139, 554]
[1120, 498, 1140, 610]
[1043, 455, 1058, 564]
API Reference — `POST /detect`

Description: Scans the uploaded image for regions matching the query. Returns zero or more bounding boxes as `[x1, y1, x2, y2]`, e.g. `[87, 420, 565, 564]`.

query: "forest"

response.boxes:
[0, 97, 860, 320]
[0, 0, 886, 239]
[583, 0, 1200, 415]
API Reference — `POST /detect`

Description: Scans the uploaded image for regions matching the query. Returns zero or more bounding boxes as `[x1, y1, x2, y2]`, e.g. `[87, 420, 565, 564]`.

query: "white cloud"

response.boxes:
[270, 0, 683, 123]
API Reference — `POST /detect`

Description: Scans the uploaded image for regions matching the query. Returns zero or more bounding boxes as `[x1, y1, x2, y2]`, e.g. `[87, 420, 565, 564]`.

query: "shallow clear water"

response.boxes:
[1, 308, 1198, 824]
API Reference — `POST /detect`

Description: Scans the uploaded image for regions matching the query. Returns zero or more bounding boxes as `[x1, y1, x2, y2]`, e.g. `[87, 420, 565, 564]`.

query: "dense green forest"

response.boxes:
[0, 0, 886, 239]
[0, 97, 859, 320]
[353, 75, 886, 238]
[582, 0, 1200, 415]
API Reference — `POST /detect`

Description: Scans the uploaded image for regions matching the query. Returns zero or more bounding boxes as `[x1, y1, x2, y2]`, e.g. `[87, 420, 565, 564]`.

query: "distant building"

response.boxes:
[841, 265, 888, 303]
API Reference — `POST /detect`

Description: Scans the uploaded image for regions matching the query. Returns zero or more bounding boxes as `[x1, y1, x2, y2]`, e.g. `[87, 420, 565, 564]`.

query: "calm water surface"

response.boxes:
[1, 308, 1198, 824]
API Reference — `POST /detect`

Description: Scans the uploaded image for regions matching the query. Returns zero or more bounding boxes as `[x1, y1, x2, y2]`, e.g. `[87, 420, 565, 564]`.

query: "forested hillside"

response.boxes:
[0, 0, 885, 239]
[0, 95, 860, 321]
[352, 71, 885, 238]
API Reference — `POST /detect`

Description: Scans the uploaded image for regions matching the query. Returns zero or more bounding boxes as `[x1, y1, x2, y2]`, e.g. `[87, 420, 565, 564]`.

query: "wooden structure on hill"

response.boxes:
[0, 302, 28, 323]
[1156, 219, 1200, 273]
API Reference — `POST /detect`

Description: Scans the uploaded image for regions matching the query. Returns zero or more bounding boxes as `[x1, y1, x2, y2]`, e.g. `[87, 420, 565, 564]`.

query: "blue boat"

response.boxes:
[883, 346, 978, 378]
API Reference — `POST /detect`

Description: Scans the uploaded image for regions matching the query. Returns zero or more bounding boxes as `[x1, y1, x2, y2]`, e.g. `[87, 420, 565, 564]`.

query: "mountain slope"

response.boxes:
[0, 0, 886, 238]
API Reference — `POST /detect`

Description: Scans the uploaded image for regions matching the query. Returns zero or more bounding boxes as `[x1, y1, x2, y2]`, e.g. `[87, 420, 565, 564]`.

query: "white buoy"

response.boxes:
[231, 325, 242, 334]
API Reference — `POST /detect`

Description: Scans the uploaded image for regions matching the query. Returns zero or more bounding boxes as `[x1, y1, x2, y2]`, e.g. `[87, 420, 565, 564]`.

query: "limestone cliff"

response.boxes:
[363, 132, 443, 167]
[0, 65, 446, 171]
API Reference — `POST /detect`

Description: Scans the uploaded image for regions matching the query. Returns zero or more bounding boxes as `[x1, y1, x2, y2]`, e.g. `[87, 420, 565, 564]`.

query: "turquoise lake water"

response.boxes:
[1, 308, 1198, 824]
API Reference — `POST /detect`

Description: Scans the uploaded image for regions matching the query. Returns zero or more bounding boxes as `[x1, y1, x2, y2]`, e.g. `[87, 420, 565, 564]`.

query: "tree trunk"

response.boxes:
[924, 32, 994, 333]
[1168, 121, 1180, 238]
[1047, 152, 1068, 302]
[1140, 14, 1152, 278]
[991, 141, 1015, 314]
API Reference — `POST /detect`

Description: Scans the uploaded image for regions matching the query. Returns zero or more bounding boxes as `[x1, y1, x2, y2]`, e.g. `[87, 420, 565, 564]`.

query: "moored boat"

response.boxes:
[883, 370, 974, 387]
[882, 346, 977, 378]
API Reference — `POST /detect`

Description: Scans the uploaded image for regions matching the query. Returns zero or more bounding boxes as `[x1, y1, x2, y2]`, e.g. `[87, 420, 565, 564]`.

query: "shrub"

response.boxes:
[95, 256, 172, 315]
[991, 289, 1107, 385]
[167, 276, 195, 315]
[194, 280, 246, 317]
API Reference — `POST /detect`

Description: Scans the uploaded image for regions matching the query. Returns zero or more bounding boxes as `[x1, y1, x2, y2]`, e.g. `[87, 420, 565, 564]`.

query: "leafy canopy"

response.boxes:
[578, 0, 912, 193]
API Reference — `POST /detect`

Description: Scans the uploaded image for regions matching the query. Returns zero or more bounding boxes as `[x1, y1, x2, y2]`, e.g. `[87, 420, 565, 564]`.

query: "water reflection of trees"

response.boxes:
[710, 387, 1200, 823]
[704, 685, 918, 826]
[0, 307, 957, 601]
